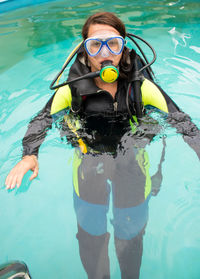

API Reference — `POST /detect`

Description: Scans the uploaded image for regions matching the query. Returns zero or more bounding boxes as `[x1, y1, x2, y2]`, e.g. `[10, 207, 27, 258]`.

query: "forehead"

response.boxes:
[87, 24, 120, 38]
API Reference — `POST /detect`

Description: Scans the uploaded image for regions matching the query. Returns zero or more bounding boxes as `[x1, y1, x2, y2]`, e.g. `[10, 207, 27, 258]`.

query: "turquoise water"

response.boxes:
[0, 1, 200, 278]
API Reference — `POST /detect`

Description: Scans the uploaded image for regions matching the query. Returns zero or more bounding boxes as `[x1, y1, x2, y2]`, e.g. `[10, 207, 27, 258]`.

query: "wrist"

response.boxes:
[22, 154, 38, 164]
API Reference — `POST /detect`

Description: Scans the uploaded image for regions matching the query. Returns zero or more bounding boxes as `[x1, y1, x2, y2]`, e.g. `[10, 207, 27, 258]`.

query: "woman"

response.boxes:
[5, 12, 199, 279]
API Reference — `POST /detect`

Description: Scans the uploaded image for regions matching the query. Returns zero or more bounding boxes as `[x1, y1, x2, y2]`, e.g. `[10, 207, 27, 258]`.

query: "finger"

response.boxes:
[5, 166, 19, 189]
[5, 173, 10, 187]
[11, 174, 18, 189]
[10, 175, 18, 189]
[5, 176, 11, 189]
[6, 182, 12, 189]
[16, 173, 24, 188]
[5, 173, 15, 189]
[29, 166, 39, 181]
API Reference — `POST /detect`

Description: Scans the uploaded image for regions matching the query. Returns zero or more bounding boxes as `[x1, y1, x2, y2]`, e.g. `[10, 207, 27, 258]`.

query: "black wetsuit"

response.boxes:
[22, 51, 200, 279]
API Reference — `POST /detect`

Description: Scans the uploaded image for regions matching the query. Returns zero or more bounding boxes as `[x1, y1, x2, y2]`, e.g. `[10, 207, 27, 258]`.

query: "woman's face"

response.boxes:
[86, 24, 123, 73]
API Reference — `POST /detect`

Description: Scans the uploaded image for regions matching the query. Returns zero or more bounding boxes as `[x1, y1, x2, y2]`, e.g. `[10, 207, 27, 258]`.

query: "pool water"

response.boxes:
[0, 1, 200, 278]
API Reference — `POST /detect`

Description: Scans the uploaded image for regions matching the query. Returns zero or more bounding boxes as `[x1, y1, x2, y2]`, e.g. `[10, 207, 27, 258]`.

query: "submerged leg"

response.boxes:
[73, 191, 111, 279]
[114, 228, 145, 279]
[112, 195, 150, 279]
[77, 225, 110, 279]
[72, 150, 113, 278]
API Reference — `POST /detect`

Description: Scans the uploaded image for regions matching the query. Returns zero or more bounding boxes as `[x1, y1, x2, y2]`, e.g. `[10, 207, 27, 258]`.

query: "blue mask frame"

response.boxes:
[84, 36, 125, 57]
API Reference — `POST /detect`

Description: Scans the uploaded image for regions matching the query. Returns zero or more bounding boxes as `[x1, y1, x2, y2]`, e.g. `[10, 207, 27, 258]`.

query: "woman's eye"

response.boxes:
[108, 39, 118, 47]
[91, 41, 101, 48]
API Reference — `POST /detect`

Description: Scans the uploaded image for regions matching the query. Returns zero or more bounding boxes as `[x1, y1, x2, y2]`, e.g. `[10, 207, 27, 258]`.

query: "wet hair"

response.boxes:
[81, 12, 133, 78]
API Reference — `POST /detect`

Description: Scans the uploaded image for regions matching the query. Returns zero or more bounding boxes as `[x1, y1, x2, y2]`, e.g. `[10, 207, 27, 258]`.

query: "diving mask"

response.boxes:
[84, 35, 125, 57]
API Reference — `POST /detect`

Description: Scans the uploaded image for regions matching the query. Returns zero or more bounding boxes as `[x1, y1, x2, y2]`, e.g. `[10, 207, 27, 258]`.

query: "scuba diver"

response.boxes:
[5, 12, 200, 279]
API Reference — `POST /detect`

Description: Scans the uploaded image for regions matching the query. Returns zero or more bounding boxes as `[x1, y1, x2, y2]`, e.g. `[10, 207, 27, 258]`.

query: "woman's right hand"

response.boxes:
[5, 155, 39, 190]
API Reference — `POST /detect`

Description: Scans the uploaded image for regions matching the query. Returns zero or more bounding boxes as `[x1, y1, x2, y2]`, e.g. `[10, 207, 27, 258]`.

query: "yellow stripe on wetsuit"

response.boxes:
[136, 148, 152, 199]
[50, 85, 72, 115]
[64, 114, 87, 154]
[73, 149, 82, 197]
[141, 78, 169, 113]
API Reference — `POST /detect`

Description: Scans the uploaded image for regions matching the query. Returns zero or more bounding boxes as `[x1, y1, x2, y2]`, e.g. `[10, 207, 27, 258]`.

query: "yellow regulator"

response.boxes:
[100, 64, 119, 83]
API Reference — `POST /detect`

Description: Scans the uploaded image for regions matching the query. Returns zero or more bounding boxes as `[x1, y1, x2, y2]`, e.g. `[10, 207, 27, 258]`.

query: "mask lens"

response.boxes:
[85, 39, 102, 56]
[107, 37, 124, 54]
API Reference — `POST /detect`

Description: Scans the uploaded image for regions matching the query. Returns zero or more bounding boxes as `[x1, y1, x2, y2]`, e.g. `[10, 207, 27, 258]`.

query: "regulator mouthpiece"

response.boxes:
[100, 61, 119, 83]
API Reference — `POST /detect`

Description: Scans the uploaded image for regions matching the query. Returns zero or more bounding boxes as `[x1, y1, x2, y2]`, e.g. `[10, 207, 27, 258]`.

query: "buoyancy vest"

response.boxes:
[50, 50, 180, 154]
[50, 50, 179, 118]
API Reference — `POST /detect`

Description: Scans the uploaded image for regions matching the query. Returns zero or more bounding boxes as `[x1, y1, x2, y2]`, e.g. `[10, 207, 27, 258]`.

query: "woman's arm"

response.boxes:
[167, 110, 200, 160]
[5, 95, 54, 189]
[141, 79, 200, 159]
[159, 86, 200, 160]
[22, 96, 54, 157]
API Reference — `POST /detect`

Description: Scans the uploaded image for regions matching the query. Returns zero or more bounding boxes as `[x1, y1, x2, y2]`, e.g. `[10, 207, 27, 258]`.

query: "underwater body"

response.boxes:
[0, 1, 200, 278]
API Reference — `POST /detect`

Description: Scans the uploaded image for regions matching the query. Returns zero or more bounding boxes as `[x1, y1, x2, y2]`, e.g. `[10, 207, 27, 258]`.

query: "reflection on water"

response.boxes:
[168, 27, 191, 53]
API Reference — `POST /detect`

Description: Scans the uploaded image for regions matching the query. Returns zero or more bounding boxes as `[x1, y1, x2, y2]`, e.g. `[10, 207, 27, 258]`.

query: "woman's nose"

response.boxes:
[100, 45, 110, 57]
